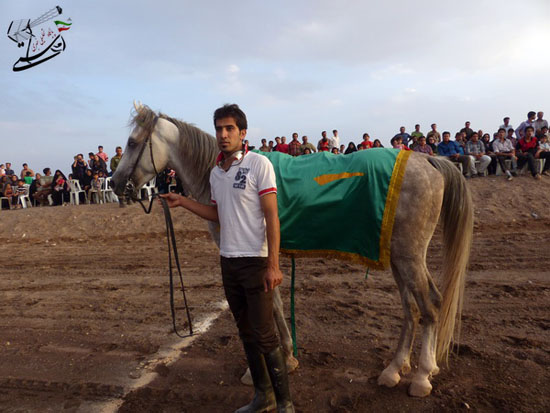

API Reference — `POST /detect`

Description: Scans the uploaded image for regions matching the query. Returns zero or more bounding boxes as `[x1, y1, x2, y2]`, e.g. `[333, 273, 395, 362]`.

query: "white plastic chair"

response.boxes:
[102, 177, 118, 203]
[18, 184, 32, 208]
[69, 179, 88, 205]
[140, 177, 158, 201]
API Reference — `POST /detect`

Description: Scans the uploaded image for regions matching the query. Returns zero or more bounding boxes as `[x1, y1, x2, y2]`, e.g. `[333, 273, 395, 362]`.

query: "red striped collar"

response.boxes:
[216, 143, 249, 169]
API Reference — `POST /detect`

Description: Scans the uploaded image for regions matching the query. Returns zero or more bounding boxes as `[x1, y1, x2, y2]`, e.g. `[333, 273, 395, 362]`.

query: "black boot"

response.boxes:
[264, 347, 294, 413]
[235, 343, 276, 413]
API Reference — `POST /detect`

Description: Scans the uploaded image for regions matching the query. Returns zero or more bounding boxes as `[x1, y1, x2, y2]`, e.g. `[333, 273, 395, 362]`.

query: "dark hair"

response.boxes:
[525, 126, 534, 132]
[415, 124, 420, 128]
[25, 171, 31, 176]
[213, 104, 247, 130]
[497, 127, 506, 133]
[362, 133, 369, 139]
[442, 131, 451, 137]
[98, 145, 103, 149]
[22, 163, 27, 167]
[116, 146, 122, 150]
[527, 111, 536, 118]
[88, 152, 94, 157]
[332, 129, 337, 133]
[503, 117, 510, 121]
[43, 167, 50, 174]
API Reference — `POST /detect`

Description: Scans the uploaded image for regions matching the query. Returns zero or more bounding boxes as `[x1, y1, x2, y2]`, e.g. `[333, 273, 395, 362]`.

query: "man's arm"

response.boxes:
[260, 192, 283, 292]
[159, 193, 219, 222]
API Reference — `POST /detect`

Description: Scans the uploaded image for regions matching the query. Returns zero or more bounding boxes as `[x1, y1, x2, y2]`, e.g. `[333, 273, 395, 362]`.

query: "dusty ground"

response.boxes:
[0, 175, 549, 412]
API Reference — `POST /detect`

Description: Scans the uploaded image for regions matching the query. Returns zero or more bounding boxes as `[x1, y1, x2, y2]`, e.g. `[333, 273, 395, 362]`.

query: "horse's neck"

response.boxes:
[168, 125, 216, 204]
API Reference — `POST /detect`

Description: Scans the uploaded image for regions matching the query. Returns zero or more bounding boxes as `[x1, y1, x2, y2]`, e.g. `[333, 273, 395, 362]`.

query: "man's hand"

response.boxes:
[159, 192, 182, 208]
[264, 266, 283, 292]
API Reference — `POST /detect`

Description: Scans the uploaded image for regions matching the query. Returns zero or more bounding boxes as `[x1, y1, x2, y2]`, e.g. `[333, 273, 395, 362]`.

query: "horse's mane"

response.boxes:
[130, 105, 218, 201]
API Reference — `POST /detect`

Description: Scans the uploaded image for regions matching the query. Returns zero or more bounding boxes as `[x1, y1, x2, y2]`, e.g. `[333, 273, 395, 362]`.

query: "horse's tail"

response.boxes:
[427, 157, 473, 364]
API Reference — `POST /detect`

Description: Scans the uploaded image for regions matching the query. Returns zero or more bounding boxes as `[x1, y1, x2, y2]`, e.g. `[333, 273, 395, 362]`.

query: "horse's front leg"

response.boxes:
[378, 272, 418, 388]
[240, 286, 299, 385]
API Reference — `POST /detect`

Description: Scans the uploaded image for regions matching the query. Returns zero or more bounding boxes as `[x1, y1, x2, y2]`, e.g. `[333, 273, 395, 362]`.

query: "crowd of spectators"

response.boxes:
[256, 111, 550, 181]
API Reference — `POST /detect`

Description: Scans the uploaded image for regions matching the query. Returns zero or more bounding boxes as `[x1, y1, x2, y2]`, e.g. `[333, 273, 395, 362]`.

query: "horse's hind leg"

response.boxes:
[378, 262, 419, 388]
[406, 262, 442, 397]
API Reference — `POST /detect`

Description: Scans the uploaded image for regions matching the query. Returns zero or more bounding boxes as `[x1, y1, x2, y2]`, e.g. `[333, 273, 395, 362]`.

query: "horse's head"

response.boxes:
[111, 101, 173, 197]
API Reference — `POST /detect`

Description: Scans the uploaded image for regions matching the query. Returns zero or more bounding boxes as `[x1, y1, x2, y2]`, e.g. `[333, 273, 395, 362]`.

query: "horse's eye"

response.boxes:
[128, 139, 136, 148]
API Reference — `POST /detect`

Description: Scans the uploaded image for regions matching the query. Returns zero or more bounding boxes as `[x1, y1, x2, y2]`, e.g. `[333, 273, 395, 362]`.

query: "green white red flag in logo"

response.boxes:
[54, 20, 71, 32]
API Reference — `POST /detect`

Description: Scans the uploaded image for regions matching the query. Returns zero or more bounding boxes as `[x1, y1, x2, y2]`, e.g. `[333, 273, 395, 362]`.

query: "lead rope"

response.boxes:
[135, 193, 194, 338]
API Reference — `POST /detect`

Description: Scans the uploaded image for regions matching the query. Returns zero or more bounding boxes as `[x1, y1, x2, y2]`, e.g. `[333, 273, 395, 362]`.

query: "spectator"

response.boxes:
[276, 136, 289, 154]
[71, 154, 88, 183]
[51, 170, 69, 206]
[0, 164, 4, 176]
[300, 136, 316, 154]
[390, 136, 409, 150]
[259, 139, 270, 152]
[90, 154, 108, 175]
[536, 125, 549, 140]
[4, 163, 15, 176]
[393, 126, 411, 147]
[110, 146, 123, 174]
[411, 124, 424, 141]
[413, 136, 434, 155]
[0, 176, 8, 194]
[9, 175, 18, 189]
[344, 142, 357, 154]
[13, 179, 27, 208]
[516, 126, 541, 180]
[372, 139, 384, 148]
[24, 171, 33, 185]
[534, 111, 548, 135]
[459, 121, 474, 140]
[339, 144, 345, 154]
[34, 169, 53, 206]
[29, 172, 41, 204]
[272, 137, 281, 152]
[88, 171, 104, 203]
[302, 148, 312, 155]
[288, 133, 302, 157]
[515, 111, 536, 140]
[268, 140, 274, 151]
[427, 136, 438, 154]
[96, 145, 109, 163]
[317, 131, 332, 152]
[465, 132, 491, 177]
[3, 183, 14, 208]
[20, 163, 35, 179]
[482, 133, 497, 174]
[81, 169, 93, 193]
[506, 127, 517, 148]
[500, 117, 514, 134]
[331, 147, 340, 154]
[492, 128, 517, 180]
[535, 134, 550, 176]
[437, 131, 471, 176]
[426, 123, 441, 144]
[454, 132, 467, 154]
[359, 133, 373, 149]
[331, 129, 340, 150]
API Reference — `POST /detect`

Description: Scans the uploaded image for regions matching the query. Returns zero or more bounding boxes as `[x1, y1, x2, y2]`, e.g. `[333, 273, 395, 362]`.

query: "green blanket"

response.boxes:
[256, 148, 411, 270]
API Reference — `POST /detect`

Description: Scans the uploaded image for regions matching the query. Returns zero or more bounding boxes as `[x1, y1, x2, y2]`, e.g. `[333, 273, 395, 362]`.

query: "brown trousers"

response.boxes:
[220, 256, 278, 354]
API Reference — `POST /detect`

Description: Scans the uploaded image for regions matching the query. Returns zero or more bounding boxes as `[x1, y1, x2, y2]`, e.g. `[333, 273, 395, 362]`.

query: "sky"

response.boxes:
[1, 0, 550, 176]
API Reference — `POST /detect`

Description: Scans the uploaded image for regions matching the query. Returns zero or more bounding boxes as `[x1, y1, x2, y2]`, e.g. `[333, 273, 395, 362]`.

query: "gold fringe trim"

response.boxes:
[378, 149, 412, 269]
[281, 150, 411, 271]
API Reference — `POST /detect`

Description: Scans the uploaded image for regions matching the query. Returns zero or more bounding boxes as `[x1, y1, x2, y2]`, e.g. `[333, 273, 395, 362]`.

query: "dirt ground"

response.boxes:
[0, 175, 549, 413]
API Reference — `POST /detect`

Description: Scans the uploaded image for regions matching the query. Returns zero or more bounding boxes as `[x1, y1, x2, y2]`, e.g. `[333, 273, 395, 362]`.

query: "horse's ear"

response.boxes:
[133, 100, 142, 112]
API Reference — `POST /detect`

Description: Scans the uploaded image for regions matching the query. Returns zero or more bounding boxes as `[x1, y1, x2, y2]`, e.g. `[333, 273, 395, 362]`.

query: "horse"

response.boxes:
[111, 102, 473, 397]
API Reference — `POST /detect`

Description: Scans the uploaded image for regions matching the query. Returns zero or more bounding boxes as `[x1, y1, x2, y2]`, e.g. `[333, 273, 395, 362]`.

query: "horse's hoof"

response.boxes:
[240, 368, 253, 386]
[377, 369, 400, 388]
[431, 366, 440, 376]
[408, 379, 432, 397]
[286, 356, 299, 373]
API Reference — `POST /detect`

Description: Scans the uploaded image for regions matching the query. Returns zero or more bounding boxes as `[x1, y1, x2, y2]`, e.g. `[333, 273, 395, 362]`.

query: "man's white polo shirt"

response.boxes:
[210, 151, 277, 258]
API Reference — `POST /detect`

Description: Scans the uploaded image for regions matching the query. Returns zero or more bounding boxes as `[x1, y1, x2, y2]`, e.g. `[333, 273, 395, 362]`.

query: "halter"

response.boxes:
[124, 114, 193, 338]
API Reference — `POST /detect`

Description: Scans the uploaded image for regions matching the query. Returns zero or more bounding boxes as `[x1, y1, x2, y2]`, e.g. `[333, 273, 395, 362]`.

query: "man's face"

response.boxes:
[23, 165, 28, 170]
[504, 118, 509, 125]
[415, 125, 420, 131]
[400, 127, 405, 133]
[498, 130, 505, 139]
[471, 134, 478, 142]
[419, 137, 426, 145]
[98, 147, 104, 153]
[333, 130, 338, 136]
[465, 122, 470, 128]
[443, 134, 450, 142]
[292, 134, 298, 141]
[6, 163, 11, 168]
[116, 148, 123, 156]
[538, 112, 544, 120]
[507, 129, 514, 137]
[525, 129, 534, 138]
[215, 116, 246, 154]
[432, 124, 437, 131]
[281, 136, 287, 143]
[303, 136, 308, 143]
[322, 131, 327, 138]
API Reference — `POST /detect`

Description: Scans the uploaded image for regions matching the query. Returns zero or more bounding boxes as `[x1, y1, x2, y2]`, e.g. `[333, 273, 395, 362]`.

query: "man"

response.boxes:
[4, 163, 15, 177]
[277, 136, 289, 154]
[71, 154, 88, 184]
[96, 145, 109, 163]
[272, 137, 282, 152]
[288, 133, 302, 157]
[410, 124, 424, 141]
[465, 132, 491, 177]
[34, 168, 53, 205]
[493, 127, 518, 181]
[331, 129, 340, 150]
[437, 131, 471, 176]
[506, 127, 517, 148]
[426, 123, 441, 144]
[259, 139, 270, 152]
[515, 111, 536, 140]
[300, 136, 316, 154]
[459, 121, 474, 140]
[536, 134, 550, 176]
[339, 144, 345, 154]
[500, 117, 514, 134]
[20, 163, 35, 179]
[110, 146, 123, 174]
[393, 126, 411, 147]
[516, 126, 541, 179]
[268, 140, 274, 151]
[534, 111, 548, 135]
[317, 131, 332, 152]
[160, 104, 294, 412]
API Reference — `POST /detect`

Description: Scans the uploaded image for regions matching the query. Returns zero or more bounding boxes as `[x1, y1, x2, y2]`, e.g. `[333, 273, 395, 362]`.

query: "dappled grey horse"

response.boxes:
[111, 102, 473, 397]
